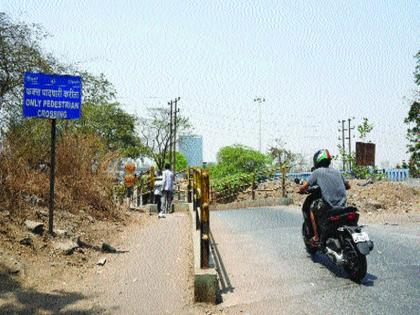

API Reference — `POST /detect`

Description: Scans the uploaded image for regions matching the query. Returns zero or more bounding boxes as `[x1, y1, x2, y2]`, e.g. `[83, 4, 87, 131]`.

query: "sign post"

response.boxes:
[49, 119, 56, 234]
[23, 72, 82, 235]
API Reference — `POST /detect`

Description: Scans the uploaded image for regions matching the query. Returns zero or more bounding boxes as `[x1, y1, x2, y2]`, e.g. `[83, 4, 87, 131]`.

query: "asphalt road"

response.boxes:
[211, 207, 420, 315]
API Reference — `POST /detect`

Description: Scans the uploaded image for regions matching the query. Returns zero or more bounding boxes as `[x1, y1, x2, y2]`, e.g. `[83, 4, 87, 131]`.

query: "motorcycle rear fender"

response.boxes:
[356, 241, 374, 255]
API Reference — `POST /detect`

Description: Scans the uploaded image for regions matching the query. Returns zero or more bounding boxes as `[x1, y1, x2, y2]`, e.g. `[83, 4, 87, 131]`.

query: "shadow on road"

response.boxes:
[0, 265, 109, 314]
[310, 253, 377, 286]
[210, 230, 234, 303]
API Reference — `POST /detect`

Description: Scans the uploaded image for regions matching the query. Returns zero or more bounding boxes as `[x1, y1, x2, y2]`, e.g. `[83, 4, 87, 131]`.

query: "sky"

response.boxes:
[2, 0, 419, 166]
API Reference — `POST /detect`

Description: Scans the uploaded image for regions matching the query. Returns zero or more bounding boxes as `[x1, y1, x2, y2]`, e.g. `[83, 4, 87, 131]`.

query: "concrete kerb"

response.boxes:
[134, 200, 189, 215]
[188, 203, 218, 304]
[209, 197, 293, 211]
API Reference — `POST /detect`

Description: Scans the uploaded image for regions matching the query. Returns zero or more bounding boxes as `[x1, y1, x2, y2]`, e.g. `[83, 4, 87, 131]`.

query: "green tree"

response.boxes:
[77, 102, 142, 158]
[0, 12, 142, 160]
[210, 144, 270, 179]
[175, 152, 188, 171]
[0, 13, 66, 131]
[404, 51, 420, 177]
[357, 117, 374, 142]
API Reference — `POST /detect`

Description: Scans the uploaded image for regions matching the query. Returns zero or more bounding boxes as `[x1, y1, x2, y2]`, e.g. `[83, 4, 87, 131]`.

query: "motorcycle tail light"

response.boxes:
[347, 212, 356, 221]
[329, 215, 340, 222]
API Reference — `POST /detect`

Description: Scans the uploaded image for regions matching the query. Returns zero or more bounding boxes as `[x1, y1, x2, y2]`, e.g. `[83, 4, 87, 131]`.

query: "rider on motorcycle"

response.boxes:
[299, 149, 351, 245]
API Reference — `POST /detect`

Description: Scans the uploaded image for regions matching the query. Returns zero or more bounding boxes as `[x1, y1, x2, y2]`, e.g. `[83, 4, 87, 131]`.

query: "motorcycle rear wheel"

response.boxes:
[302, 222, 317, 254]
[344, 252, 367, 282]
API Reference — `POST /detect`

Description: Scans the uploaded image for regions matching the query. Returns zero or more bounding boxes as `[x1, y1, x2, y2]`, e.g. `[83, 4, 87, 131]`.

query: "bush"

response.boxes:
[211, 172, 255, 203]
[0, 126, 119, 217]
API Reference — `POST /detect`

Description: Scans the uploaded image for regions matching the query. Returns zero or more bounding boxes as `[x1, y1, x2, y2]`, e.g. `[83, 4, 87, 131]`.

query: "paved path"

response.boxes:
[64, 212, 195, 314]
[211, 207, 420, 314]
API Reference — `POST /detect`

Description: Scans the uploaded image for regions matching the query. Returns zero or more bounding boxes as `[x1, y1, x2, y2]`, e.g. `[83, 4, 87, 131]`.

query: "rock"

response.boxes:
[54, 229, 70, 237]
[97, 257, 107, 266]
[24, 194, 44, 206]
[8, 261, 23, 274]
[36, 210, 48, 219]
[0, 255, 23, 275]
[19, 236, 33, 247]
[24, 220, 44, 235]
[75, 248, 85, 254]
[75, 236, 89, 248]
[101, 242, 117, 253]
[54, 240, 79, 255]
[0, 210, 10, 218]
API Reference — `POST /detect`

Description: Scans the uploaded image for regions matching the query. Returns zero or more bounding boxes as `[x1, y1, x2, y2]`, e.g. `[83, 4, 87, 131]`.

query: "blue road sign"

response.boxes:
[23, 72, 82, 119]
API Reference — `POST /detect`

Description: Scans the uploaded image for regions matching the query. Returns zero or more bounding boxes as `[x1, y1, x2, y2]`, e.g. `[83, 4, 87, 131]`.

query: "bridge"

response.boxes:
[182, 168, 419, 313]
[108, 166, 419, 314]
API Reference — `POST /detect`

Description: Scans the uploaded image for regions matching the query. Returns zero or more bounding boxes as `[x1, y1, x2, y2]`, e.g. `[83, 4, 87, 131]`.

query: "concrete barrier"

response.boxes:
[173, 201, 189, 212]
[210, 197, 293, 211]
[189, 203, 218, 303]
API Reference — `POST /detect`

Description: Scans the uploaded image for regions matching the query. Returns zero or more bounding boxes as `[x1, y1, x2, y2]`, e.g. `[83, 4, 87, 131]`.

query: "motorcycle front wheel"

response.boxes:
[302, 222, 317, 254]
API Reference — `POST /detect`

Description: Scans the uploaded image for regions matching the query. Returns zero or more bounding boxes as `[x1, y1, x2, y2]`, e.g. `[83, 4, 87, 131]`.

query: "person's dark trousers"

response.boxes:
[155, 195, 162, 213]
[162, 190, 173, 213]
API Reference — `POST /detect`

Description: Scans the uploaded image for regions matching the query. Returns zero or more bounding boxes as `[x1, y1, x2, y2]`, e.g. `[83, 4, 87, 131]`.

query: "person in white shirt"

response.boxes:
[160, 163, 174, 217]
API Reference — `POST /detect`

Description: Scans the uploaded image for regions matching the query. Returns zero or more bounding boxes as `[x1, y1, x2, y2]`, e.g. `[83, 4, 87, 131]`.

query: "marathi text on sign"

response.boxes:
[23, 72, 82, 120]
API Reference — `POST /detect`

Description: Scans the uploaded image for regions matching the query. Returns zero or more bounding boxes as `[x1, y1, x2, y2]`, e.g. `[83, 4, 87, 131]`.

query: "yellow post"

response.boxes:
[200, 169, 210, 268]
[252, 173, 256, 200]
[281, 166, 286, 198]
[187, 168, 192, 202]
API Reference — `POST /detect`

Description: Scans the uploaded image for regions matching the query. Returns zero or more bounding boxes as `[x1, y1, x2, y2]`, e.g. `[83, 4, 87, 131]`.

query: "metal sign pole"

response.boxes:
[48, 119, 57, 234]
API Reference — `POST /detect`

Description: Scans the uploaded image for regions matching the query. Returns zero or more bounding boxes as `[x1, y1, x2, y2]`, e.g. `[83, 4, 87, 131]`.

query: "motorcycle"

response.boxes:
[297, 178, 374, 282]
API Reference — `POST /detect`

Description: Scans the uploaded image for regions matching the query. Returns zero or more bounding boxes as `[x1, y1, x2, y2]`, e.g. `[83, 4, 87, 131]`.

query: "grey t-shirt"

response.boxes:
[307, 167, 348, 207]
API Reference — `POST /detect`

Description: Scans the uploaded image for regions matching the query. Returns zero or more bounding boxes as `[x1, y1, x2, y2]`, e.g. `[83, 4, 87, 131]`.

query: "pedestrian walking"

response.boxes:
[160, 163, 174, 218]
[154, 171, 163, 217]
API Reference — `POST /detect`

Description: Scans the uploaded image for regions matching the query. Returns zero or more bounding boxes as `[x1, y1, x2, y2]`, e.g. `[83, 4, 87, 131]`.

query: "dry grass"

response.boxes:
[0, 129, 120, 219]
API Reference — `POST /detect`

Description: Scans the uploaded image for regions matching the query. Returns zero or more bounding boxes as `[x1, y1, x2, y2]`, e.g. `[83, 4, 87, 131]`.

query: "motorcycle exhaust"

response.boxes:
[325, 247, 345, 265]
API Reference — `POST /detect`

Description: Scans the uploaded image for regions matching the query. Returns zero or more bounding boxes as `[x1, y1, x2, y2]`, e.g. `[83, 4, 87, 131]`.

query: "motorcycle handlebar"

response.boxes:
[297, 185, 320, 194]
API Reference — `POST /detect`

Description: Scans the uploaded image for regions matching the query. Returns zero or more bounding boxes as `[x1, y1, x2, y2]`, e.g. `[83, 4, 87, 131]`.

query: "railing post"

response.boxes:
[193, 168, 197, 212]
[200, 169, 210, 269]
[187, 168, 192, 203]
[281, 166, 286, 198]
[252, 174, 256, 200]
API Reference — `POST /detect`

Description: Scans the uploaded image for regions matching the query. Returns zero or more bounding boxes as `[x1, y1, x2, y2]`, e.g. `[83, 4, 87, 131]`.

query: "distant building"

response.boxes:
[178, 135, 203, 167]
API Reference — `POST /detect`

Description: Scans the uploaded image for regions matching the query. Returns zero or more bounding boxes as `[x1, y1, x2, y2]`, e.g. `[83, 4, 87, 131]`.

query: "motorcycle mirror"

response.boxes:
[294, 178, 300, 184]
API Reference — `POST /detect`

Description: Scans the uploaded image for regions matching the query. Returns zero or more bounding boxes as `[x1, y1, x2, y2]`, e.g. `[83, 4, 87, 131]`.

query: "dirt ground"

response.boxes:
[0, 203, 149, 311]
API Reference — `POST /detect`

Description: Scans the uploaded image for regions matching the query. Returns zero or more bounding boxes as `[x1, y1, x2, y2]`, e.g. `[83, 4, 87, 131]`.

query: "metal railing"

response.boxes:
[190, 167, 210, 269]
[385, 168, 410, 181]
[211, 166, 290, 204]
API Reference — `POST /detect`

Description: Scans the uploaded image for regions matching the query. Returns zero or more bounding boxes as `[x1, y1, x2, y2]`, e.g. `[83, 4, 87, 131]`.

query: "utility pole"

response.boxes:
[253, 97, 266, 152]
[168, 97, 180, 171]
[173, 97, 180, 173]
[168, 100, 173, 169]
[338, 120, 346, 171]
[347, 117, 355, 171]
[338, 117, 355, 171]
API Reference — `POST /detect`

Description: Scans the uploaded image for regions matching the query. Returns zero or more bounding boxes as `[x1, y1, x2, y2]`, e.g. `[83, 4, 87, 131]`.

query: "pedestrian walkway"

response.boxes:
[64, 212, 194, 314]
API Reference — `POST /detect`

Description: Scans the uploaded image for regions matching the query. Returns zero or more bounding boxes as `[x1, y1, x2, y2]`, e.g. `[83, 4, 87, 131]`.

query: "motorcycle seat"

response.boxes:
[327, 206, 357, 217]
